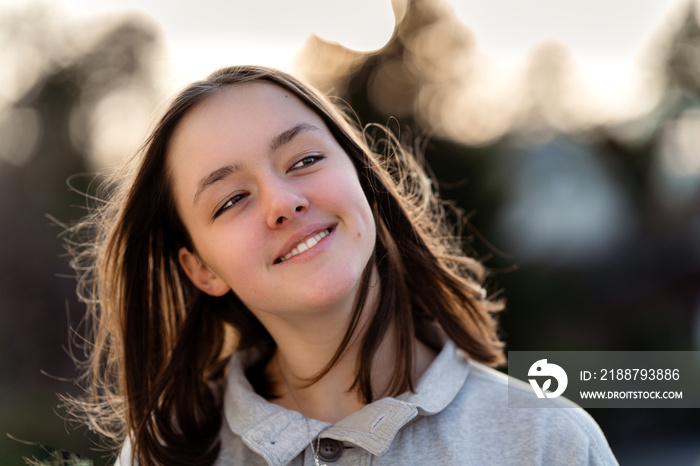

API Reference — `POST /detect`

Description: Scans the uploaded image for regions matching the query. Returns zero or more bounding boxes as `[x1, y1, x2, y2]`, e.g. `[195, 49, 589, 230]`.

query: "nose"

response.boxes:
[263, 179, 308, 228]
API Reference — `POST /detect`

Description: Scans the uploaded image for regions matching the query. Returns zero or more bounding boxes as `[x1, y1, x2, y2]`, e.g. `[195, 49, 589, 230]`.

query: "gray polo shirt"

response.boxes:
[212, 341, 619, 465]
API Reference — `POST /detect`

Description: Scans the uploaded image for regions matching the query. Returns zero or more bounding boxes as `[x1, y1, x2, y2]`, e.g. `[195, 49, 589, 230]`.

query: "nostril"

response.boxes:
[276, 216, 284, 224]
[295, 205, 303, 212]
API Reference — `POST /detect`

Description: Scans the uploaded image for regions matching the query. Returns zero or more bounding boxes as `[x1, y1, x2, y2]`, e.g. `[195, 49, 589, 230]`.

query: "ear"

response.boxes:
[178, 247, 230, 297]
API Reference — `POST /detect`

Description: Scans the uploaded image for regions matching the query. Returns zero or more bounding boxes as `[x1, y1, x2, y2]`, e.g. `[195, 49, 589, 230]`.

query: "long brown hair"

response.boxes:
[66, 65, 504, 465]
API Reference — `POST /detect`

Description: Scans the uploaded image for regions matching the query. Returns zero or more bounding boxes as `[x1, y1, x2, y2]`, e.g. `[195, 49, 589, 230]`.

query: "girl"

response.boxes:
[69, 65, 617, 465]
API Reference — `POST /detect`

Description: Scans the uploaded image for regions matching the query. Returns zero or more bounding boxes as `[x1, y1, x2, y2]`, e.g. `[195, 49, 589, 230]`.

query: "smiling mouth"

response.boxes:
[275, 227, 333, 264]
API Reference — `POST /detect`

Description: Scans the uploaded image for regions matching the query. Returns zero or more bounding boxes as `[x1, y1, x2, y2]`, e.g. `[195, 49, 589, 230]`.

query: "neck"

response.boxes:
[267, 265, 384, 422]
[262, 266, 437, 423]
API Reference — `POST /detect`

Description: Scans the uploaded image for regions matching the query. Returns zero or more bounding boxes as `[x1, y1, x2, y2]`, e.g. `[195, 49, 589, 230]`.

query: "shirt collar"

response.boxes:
[223, 340, 469, 465]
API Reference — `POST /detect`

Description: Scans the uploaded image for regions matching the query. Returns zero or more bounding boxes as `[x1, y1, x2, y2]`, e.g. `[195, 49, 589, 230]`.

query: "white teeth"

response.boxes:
[279, 229, 330, 263]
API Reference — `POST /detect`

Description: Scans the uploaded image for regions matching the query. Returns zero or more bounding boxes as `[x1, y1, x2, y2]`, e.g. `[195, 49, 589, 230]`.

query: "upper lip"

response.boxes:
[274, 222, 336, 264]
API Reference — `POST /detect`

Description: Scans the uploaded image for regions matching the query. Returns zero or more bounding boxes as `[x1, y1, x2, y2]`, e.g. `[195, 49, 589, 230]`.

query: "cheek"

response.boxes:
[198, 225, 264, 282]
[349, 180, 376, 235]
[322, 163, 371, 209]
[338, 179, 377, 252]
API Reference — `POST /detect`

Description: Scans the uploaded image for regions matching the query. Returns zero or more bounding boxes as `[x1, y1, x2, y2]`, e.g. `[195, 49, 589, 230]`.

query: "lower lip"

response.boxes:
[276, 228, 334, 265]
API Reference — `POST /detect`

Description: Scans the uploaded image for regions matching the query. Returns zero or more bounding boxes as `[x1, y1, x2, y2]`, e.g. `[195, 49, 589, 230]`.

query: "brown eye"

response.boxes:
[214, 193, 247, 219]
[290, 154, 324, 171]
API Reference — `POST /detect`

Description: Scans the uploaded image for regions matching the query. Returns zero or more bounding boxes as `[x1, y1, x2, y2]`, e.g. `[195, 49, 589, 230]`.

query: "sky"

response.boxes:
[5, 0, 685, 93]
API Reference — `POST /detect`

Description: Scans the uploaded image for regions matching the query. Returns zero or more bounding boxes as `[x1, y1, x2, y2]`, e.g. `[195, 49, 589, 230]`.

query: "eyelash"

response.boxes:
[214, 193, 247, 219]
[289, 154, 324, 171]
[212, 154, 325, 220]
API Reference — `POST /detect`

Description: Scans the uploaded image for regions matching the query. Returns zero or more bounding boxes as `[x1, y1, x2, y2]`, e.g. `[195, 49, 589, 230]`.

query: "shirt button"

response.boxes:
[317, 438, 343, 462]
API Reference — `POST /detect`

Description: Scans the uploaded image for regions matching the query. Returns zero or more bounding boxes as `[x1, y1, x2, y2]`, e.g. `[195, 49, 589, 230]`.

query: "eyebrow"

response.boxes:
[192, 123, 322, 206]
[269, 123, 320, 152]
[193, 163, 241, 205]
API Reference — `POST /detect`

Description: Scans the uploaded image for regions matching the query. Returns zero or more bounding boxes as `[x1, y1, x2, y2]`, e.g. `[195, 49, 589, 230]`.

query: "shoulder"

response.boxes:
[392, 343, 618, 465]
[464, 360, 606, 433]
[435, 356, 618, 465]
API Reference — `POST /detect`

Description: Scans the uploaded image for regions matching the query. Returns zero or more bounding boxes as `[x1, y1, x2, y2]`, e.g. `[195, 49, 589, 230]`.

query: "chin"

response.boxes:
[301, 270, 368, 310]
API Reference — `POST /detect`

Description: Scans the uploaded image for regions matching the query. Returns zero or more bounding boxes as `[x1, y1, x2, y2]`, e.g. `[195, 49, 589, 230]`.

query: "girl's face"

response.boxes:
[168, 82, 376, 319]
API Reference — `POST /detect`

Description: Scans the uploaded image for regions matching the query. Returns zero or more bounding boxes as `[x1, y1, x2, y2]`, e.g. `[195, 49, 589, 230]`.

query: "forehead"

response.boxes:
[172, 81, 323, 147]
[166, 81, 331, 202]
[169, 81, 324, 162]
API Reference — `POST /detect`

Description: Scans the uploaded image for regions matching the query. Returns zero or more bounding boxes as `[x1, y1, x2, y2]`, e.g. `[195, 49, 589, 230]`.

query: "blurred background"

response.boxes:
[1, 0, 699, 464]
